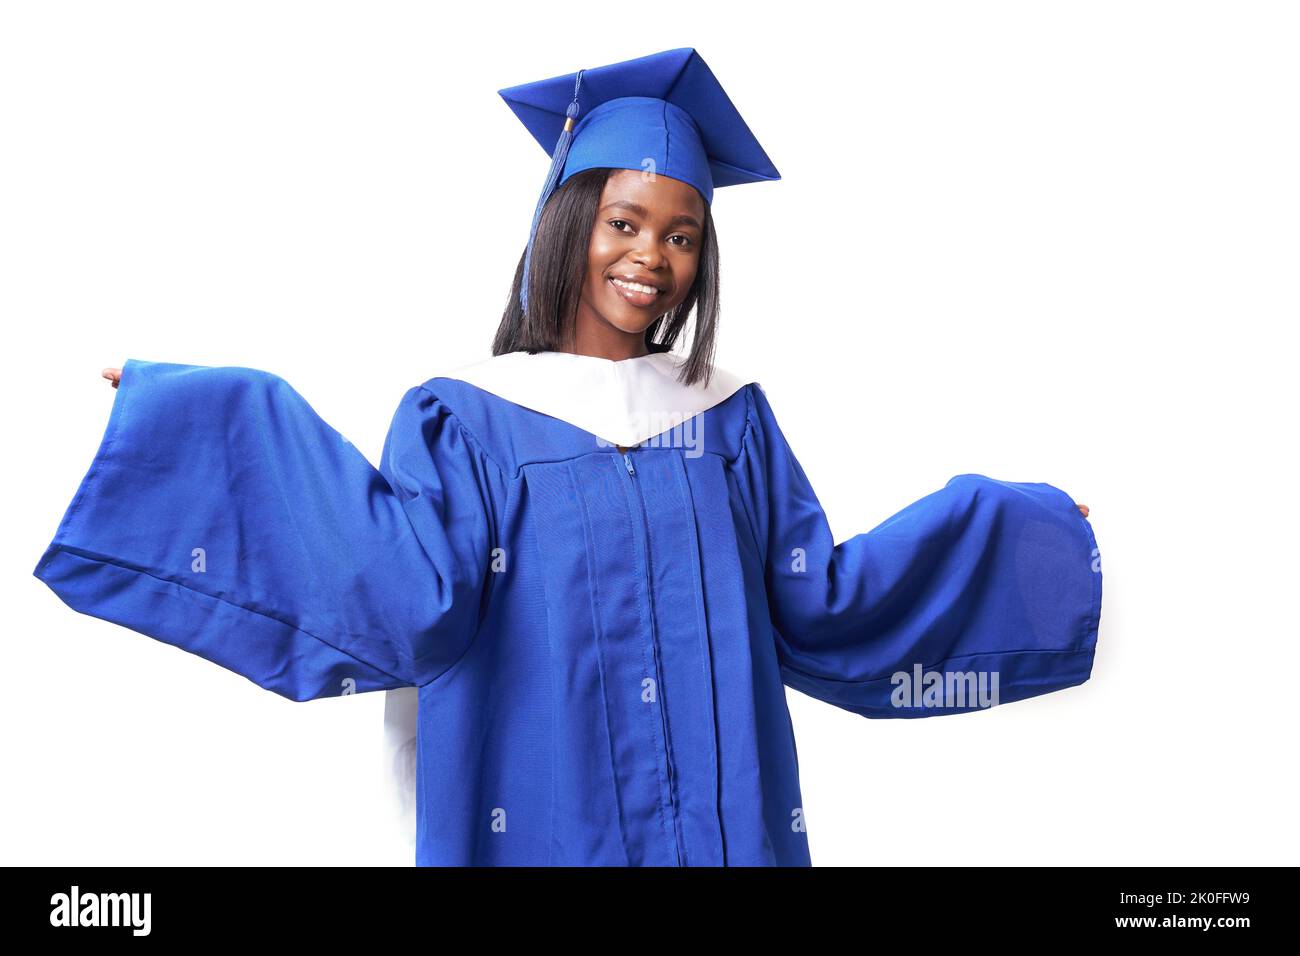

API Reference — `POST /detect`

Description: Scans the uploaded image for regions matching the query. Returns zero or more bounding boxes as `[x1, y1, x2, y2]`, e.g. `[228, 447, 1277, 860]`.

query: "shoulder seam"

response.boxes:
[737, 382, 762, 466]
[411, 383, 510, 482]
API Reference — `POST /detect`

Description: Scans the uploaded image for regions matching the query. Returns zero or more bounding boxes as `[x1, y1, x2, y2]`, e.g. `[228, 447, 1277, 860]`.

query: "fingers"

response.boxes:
[102, 367, 122, 389]
[1077, 503, 1090, 518]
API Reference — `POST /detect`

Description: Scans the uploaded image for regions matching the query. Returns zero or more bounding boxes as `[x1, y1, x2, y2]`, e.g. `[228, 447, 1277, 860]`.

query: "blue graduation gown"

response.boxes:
[33, 358, 1102, 866]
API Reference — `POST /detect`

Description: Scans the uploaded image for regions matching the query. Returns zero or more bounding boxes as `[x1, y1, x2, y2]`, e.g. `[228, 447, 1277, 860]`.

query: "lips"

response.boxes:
[608, 275, 666, 308]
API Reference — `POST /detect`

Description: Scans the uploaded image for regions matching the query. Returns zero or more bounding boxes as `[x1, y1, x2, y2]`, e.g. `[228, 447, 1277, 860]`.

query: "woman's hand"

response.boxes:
[1077, 504, 1090, 518]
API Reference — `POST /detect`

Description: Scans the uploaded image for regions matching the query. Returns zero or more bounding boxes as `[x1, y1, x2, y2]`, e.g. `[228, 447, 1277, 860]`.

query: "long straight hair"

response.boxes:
[491, 167, 722, 388]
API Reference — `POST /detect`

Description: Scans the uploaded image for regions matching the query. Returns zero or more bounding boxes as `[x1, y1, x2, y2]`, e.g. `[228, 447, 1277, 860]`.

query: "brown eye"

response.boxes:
[669, 235, 693, 248]
[609, 219, 633, 233]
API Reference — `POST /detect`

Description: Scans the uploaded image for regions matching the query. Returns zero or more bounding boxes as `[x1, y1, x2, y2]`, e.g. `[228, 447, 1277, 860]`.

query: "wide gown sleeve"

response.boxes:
[33, 358, 496, 700]
[743, 383, 1101, 717]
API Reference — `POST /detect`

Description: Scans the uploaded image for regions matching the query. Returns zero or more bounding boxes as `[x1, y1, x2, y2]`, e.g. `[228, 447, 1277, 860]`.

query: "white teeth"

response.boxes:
[612, 277, 660, 295]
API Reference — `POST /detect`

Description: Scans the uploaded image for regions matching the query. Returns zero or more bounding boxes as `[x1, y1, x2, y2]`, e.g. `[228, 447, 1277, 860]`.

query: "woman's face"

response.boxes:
[576, 167, 706, 343]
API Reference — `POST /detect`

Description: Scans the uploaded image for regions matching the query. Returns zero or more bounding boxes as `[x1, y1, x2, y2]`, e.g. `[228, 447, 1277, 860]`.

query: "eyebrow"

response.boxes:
[601, 200, 702, 231]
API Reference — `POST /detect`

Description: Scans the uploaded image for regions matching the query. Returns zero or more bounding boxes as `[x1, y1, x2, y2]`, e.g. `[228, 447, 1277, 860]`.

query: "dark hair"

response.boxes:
[491, 167, 721, 388]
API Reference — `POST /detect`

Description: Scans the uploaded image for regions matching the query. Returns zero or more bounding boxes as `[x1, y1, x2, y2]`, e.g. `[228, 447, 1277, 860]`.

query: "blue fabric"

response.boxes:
[33, 359, 1102, 866]
[562, 97, 718, 203]
[499, 47, 782, 205]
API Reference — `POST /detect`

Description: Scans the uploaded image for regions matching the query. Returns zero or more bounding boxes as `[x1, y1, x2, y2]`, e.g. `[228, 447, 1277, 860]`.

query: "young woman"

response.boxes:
[36, 49, 1101, 866]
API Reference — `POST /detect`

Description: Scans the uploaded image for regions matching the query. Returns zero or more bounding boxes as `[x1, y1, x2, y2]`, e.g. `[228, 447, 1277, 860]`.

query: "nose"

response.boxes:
[629, 234, 667, 271]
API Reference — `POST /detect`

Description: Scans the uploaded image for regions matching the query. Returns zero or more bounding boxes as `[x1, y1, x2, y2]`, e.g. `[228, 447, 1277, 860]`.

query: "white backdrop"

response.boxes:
[3, 0, 1296, 866]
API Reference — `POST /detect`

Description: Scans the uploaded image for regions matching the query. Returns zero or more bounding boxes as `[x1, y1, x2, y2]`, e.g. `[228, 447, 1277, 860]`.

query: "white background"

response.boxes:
[3, 1, 1296, 866]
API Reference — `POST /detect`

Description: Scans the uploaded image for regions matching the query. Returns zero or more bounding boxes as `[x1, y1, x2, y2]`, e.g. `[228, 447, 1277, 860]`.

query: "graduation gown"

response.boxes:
[33, 351, 1102, 866]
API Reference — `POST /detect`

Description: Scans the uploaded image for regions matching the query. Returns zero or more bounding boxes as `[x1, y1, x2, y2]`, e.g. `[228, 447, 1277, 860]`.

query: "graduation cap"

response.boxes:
[499, 47, 781, 315]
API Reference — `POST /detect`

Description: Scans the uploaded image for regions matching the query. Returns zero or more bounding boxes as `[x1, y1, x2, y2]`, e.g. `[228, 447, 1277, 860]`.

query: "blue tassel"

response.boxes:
[520, 69, 585, 316]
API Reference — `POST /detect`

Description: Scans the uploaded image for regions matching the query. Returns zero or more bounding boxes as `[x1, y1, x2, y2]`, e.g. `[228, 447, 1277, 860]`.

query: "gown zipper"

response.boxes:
[618, 446, 686, 866]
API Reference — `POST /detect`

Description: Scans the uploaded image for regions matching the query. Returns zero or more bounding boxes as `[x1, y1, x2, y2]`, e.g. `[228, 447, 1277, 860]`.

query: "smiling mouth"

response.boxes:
[609, 276, 665, 308]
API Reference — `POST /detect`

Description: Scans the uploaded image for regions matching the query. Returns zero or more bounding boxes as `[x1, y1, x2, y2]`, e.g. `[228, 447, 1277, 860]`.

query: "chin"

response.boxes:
[597, 298, 659, 332]
[610, 317, 658, 337]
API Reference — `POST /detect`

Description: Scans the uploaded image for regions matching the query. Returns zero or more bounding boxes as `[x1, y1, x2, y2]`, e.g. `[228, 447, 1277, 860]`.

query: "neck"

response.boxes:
[563, 309, 652, 362]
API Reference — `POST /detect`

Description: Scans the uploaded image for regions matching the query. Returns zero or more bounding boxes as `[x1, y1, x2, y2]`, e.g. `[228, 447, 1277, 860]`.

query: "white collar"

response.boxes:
[437, 350, 750, 448]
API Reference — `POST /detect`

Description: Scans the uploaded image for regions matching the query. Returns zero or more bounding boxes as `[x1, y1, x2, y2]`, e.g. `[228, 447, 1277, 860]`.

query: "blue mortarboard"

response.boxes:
[499, 47, 781, 315]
